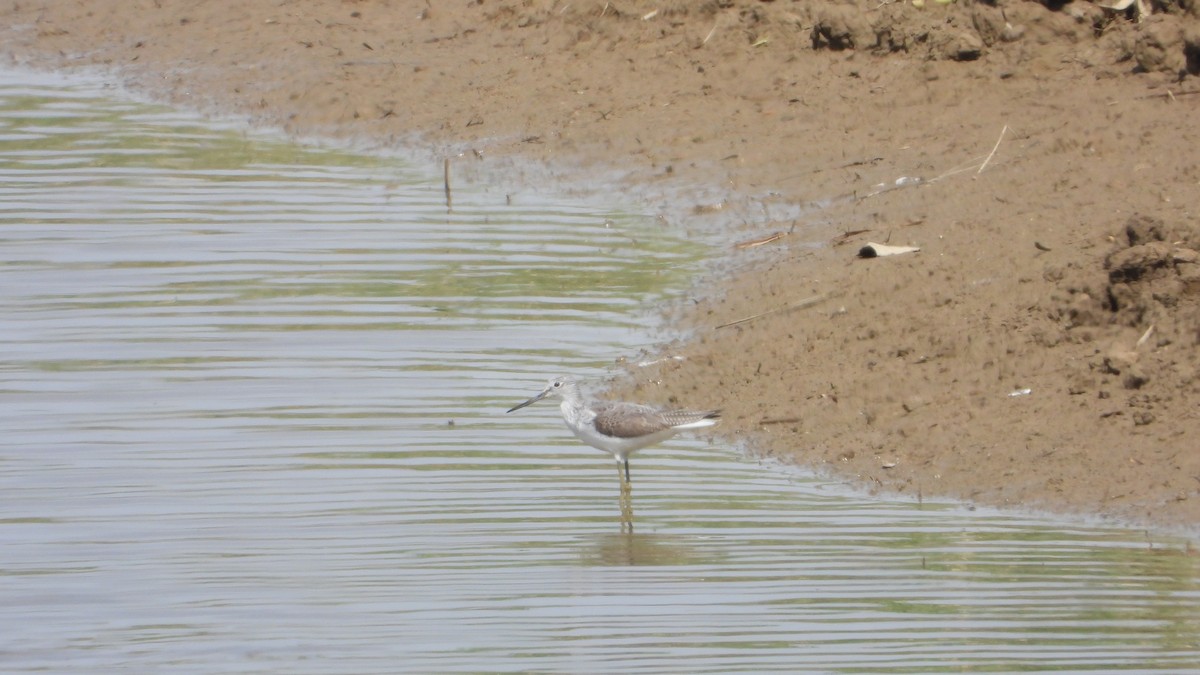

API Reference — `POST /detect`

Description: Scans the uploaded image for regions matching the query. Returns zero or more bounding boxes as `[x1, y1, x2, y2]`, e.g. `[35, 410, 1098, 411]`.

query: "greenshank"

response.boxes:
[506, 376, 719, 483]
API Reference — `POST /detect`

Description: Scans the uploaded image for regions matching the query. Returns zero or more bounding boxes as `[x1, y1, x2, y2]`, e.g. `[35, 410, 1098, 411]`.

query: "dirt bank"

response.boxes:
[4, 0, 1198, 531]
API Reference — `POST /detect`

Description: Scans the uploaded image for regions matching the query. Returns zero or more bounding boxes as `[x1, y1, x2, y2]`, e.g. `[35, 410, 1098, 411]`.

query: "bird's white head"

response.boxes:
[506, 376, 578, 413]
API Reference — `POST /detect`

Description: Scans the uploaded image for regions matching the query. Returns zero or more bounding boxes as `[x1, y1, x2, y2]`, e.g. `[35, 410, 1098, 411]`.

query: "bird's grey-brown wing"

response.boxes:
[591, 402, 674, 438]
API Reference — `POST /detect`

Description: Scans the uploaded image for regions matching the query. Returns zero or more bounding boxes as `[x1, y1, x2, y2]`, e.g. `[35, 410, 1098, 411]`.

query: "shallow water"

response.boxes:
[1, 69, 1198, 674]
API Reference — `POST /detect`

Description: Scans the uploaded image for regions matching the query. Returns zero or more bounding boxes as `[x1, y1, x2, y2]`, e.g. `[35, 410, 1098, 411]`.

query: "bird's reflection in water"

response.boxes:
[577, 481, 704, 567]
[619, 464, 634, 533]
[579, 529, 699, 567]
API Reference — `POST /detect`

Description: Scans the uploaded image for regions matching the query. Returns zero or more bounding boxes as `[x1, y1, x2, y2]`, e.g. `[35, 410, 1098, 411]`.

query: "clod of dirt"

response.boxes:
[1108, 242, 1178, 284]
[1103, 344, 1151, 389]
[935, 29, 985, 61]
[1134, 14, 1199, 77]
[1099, 217, 1200, 335]
[1049, 213, 1199, 427]
[811, 6, 875, 51]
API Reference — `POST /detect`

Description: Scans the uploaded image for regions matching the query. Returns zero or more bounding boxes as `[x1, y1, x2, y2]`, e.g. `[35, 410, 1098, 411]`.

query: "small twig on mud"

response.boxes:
[702, 21, 719, 45]
[734, 220, 798, 249]
[977, 124, 1009, 174]
[840, 156, 884, 170]
[831, 228, 872, 246]
[926, 155, 989, 185]
[1134, 88, 1200, 101]
[715, 291, 841, 329]
[760, 417, 803, 426]
[1136, 324, 1155, 349]
[926, 124, 1013, 185]
[734, 231, 789, 249]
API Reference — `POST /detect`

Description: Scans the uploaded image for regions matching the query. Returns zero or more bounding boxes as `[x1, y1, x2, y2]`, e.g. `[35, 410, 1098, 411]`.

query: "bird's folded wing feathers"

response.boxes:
[592, 402, 672, 438]
[593, 403, 717, 438]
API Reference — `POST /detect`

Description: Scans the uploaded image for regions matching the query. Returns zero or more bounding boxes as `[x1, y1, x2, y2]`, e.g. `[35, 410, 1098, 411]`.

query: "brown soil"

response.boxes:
[4, 0, 1198, 532]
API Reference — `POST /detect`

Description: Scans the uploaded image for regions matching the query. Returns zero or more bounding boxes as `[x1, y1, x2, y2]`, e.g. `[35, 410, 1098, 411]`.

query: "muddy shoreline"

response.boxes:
[4, 0, 1198, 532]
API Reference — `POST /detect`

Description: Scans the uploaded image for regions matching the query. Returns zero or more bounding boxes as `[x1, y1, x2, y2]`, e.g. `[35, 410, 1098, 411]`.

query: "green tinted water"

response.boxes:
[1, 68, 1197, 674]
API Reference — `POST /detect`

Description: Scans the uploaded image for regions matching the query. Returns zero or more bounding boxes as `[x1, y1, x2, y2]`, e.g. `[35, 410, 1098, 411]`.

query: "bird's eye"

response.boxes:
[553, 381, 562, 388]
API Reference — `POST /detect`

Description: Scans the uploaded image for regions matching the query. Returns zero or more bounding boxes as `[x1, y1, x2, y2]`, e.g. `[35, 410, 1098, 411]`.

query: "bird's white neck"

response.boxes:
[557, 383, 587, 417]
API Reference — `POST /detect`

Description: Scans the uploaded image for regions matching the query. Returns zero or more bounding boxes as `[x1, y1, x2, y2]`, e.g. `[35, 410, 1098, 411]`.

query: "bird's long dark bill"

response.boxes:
[506, 389, 547, 413]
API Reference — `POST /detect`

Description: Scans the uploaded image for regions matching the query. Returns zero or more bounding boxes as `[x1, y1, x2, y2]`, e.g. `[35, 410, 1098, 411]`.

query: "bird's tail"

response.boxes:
[665, 410, 720, 429]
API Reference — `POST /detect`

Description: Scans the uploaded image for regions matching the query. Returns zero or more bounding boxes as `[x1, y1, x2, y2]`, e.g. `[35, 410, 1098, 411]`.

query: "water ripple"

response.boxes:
[0, 68, 1197, 674]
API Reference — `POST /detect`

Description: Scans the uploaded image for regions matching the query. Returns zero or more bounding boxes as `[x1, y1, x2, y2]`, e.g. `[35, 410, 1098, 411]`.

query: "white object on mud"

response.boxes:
[858, 242, 921, 258]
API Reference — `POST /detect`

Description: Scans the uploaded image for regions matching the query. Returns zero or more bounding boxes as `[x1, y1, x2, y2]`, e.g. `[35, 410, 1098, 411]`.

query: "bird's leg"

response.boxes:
[623, 458, 631, 484]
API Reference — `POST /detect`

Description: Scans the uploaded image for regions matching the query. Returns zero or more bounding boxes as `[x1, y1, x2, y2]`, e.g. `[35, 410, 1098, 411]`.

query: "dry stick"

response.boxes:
[925, 153, 990, 185]
[1134, 88, 1200, 100]
[843, 123, 1014, 201]
[443, 157, 452, 210]
[924, 124, 1011, 186]
[1136, 324, 1155, 349]
[734, 231, 788, 250]
[715, 291, 840, 330]
[977, 124, 1009, 174]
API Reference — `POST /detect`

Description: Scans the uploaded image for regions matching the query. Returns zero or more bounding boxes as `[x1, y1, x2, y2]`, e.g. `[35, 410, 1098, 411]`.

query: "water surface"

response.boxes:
[1, 68, 1198, 674]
